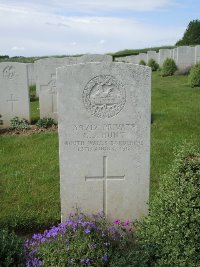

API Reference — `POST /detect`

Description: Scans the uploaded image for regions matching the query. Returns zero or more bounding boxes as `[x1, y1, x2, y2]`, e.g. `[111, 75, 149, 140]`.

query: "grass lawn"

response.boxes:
[0, 71, 200, 233]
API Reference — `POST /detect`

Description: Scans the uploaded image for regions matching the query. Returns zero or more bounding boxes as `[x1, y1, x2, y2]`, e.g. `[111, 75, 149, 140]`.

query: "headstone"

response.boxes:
[0, 62, 30, 128]
[77, 54, 112, 63]
[195, 45, 200, 64]
[147, 51, 158, 63]
[57, 62, 151, 222]
[176, 46, 195, 69]
[138, 53, 147, 64]
[27, 63, 36, 86]
[158, 49, 172, 66]
[35, 57, 78, 121]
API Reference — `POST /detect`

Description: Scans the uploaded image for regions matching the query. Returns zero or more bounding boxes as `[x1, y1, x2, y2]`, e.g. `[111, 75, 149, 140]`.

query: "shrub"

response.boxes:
[36, 117, 56, 128]
[25, 211, 134, 267]
[131, 145, 200, 267]
[188, 63, 200, 87]
[147, 59, 159, 71]
[10, 117, 31, 130]
[139, 60, 146, 65]
[0, 228, 24, 266]
[161, 58, 177, 76]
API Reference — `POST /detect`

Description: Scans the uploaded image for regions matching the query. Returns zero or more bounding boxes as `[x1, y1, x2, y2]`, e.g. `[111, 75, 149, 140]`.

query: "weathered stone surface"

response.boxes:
[57, 62, 151, 222]
[0, 62, 30, 128]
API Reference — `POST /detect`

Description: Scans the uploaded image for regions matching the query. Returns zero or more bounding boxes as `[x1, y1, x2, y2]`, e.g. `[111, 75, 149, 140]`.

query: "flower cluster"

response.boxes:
[25, 211, 133, 267]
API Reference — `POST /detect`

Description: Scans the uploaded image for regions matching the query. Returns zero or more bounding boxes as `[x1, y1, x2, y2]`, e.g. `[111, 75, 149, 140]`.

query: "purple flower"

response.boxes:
[85, 228, 91, 234]
[80, 259, 85, 264]
[114, 219, 121, 225]
[85, 258, 90, 265]
[102, 255, 108, 261]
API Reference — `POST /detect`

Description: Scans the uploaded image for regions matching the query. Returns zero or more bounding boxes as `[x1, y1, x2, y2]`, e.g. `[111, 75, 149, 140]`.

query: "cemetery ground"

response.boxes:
[0, 71, 200, 234]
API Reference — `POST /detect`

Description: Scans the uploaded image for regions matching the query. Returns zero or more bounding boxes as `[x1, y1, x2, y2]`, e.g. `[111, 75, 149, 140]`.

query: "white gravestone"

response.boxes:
[27, 63, 36, 86]
[57, 62, 151, 222]
[147, 51, 158, 63]
[195, 45, 200, 64]
[138, 53, 147, 64]
[158, 49, 172, 66]
[176, 46, 195, 69]
[0, 62, 30, 128]
[77, 54, 112, 63]
[35, 57, 78, 121]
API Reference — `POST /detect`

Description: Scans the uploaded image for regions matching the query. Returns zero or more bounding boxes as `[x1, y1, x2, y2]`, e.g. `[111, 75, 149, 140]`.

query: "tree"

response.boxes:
[176, 19, 200, 46]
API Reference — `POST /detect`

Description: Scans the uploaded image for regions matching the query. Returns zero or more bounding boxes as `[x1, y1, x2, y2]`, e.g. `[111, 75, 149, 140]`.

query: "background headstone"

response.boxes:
[176, 46, 195, 69]
[35, 57, 78, 121]
[158, 49, 172, 66]
[195, 45, 200, 64]
[77, 54, 113, 63]
[147, 51, 158, 63]
[138, 53, 147, 64]
[0, 62, 30, 128]
[27, 63, 36, 86]
[57, 62, 151, 222]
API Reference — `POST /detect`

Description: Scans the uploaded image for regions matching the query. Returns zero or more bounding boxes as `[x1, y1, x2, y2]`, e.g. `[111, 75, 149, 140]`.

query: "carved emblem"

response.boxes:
[3, 66, 16, 80]
[83, 75, 126, 118]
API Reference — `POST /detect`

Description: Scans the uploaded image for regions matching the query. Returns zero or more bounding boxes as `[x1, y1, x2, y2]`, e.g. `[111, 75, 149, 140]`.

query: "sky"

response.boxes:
[0, 0, 199, 57]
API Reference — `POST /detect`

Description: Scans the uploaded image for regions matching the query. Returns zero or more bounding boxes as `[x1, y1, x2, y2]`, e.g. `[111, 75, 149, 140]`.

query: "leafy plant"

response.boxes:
[0, 228, 24, 267]
[25, 211, 134, 267]
[132, 145, 200, 267]
[139, 59, 146, 65]
[161, 58, 177, 76]
[36, 117, 56, 129]
[10, 117, 31, 130]
[147, 59, 159, 71]
[188, 63, 200, 87]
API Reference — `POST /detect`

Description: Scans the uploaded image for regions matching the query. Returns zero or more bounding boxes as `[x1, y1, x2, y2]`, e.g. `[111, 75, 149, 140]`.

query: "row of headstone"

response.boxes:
[115, 45, 200, 70]
[0, 55, 113, 127]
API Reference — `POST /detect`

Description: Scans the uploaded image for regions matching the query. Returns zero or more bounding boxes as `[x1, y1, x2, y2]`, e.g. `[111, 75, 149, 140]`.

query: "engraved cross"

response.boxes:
[7, 94, 19, 113]
[85, 156, 125, 215]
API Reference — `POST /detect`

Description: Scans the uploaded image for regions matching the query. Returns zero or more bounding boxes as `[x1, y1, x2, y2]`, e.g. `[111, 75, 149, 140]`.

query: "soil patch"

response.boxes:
[0, 125, 58, 136]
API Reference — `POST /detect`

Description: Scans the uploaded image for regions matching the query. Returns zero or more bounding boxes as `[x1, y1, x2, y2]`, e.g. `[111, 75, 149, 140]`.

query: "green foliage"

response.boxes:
[25, 212, 134, 267]
[176, 19, 200, 46]
[0, 114, 3, 126]
[147, 59, 159, 71]
[188, 63, 200, 87]
[133, 145, 200, 267]
[161, 58, 177, 76]
[139, 59, 146, 65]
[29, 84, 38, 102]
[0, 55, 9, 60]
[112, 46, 175, 58]
[10, 117, 31, 130]
[36, 117, 56, 128]
[0, 228, 24, 267]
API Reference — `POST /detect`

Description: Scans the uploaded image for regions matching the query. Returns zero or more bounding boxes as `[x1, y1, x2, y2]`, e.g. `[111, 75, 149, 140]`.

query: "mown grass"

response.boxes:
[0, 72, 200, 233]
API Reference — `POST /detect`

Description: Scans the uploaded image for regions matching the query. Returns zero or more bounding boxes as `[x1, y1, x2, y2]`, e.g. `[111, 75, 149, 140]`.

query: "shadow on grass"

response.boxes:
[151, 113, 165, 124]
